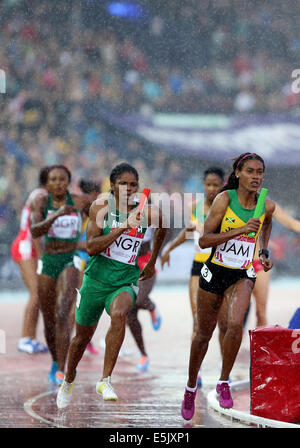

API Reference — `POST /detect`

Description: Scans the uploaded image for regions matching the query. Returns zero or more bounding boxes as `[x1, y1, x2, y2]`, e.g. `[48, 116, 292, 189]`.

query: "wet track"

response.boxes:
[0, 280, 299, 431]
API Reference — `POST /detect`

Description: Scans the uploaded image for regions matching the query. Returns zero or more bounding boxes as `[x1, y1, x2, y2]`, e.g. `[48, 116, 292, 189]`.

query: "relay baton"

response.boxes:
[128, 188, 151, 236]
[248, 187, 268, 237]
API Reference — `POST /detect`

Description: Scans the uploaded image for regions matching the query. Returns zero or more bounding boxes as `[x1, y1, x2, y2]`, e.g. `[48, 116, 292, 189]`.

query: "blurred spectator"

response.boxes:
[1, 0, 300, 266]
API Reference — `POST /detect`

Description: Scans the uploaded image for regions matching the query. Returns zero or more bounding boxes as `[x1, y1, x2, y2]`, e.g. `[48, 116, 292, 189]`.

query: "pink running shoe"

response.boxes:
[86, 342, 99, 355]
[181, 388, 197, 420]
[216, 382, 233, 408]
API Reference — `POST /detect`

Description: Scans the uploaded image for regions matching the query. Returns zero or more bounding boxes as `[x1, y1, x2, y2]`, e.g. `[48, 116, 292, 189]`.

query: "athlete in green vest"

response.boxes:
[181, 153, 275, 419]
[30, 165, 91, 385]
[57, 163, 166, 408]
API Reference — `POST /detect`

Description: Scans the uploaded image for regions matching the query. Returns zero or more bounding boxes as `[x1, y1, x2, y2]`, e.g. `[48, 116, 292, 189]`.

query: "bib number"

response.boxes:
[213, 236, 255, 269]
[201, 264, 212, 282]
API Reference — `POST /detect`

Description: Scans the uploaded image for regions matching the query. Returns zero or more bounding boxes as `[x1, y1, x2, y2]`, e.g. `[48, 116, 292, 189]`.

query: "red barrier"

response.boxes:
[249, 325, 300, 423]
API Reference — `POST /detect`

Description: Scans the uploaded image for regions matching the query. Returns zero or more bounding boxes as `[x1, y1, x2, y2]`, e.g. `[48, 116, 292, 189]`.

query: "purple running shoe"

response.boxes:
[216, 382, 233, 408]
[181, 388, 197, 420]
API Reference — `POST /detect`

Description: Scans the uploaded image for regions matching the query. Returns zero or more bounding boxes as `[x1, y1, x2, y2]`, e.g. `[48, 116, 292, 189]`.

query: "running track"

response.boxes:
[0, 279, 299, 431]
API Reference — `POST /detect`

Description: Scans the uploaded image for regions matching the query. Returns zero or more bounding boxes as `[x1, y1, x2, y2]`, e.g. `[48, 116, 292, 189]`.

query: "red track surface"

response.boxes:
[0, 281, 298, 429]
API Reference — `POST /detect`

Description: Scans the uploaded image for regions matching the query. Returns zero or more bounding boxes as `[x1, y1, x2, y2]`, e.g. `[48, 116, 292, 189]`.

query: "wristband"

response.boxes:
[259, 249, 269, 258]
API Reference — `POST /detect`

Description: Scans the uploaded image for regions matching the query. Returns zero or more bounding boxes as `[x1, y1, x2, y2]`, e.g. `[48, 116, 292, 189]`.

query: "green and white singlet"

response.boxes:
[43, 191, 82, 243]
[85, 207, 148, 287]
[75, 205, 148, 326]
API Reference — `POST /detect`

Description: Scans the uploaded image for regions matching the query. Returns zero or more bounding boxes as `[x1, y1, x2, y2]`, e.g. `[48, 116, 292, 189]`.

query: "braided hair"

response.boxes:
[222, 153, 265, 192]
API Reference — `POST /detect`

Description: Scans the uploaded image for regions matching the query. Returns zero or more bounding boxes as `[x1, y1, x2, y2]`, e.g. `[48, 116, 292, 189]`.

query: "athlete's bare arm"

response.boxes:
[30, 195, 75, 239]
[273, 202, 300, 233]
[258, 198, 275, 272]
[86, 199, 142, 256]
[139, 205, 167, 280]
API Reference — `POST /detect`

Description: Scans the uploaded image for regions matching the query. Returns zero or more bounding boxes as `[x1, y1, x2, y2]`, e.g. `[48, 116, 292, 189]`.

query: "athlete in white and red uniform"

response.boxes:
[11, 167, 49, 354]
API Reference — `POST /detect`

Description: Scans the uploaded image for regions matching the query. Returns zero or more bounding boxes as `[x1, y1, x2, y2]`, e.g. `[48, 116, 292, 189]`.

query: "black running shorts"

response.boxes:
[199, 261, 256, 295]
[191, 260, 203, 277]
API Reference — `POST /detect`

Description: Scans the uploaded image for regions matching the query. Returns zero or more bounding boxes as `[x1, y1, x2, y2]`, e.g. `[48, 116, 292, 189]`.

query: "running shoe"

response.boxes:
[181, 388, 197, 420]
[55, 371, 65, 385]
[150, 308, 161, 331]
[48, 361, 58, 383]
[86, 342, 99, 355]
[96, 376, 118, 401]
[216, 382, 233, 408]
[32, 340, 49, 353]
[17, 338, 48, 354]
[57, 380, 74, 409]
[137, 355, 149, 371]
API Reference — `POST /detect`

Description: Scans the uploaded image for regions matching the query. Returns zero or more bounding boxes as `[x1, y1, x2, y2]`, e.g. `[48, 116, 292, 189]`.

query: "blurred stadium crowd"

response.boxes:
[1, 0, 300, 274]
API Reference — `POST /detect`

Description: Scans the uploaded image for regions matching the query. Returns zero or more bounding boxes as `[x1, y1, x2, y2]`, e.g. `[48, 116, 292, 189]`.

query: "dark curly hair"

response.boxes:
[39, 166, 50, 186]
[79, 179, 100, 194]
[110, 163, 139, 186]
[204, 167, 225, 182]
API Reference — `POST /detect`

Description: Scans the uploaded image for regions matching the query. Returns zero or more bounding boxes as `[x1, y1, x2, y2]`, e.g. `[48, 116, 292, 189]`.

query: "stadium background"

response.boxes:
[1, 0, 300, 287]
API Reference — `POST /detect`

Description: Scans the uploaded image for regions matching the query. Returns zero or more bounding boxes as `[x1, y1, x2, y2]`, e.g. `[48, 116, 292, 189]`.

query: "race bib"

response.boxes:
[201, 263, 212, 282]
[212, 235, 255, 269]
[101, 230, 144, 265]
[47, 211, 81, 240]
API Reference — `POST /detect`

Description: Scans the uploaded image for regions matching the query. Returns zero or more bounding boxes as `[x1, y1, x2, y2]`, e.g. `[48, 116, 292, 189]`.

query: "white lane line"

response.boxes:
[23, 390, 68, 428]
[207, 380, 300, 429]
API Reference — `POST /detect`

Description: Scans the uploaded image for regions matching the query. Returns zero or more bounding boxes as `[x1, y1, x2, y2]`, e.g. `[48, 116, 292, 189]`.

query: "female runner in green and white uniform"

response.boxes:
[57, 162, 166, 408]
[30, 165, 91, 385]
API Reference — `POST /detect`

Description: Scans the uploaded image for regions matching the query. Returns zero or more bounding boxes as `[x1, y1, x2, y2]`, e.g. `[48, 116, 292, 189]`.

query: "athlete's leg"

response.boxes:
[217, 295, 229, 358]
[187, 288, 223, 388]
[135, 275, 156, 311]
[252, 270, 270, 327]
[127, 275, 156, 357]
[38, 273, 57, 360]
[189, 276, 199, 340]
[127, 305, 146, 356]
[18, 259, 39, 340]
[65, 322, 98, 383]
[219, 279, 254, 381]
[56, 266, 80, 372]
[102, 291, 133, 379]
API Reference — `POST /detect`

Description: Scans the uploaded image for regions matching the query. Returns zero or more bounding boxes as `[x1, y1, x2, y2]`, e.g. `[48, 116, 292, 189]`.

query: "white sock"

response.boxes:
[218, 380, 229, 385]
[186, 384, 197, 392]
